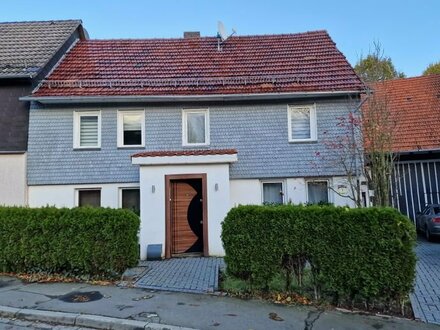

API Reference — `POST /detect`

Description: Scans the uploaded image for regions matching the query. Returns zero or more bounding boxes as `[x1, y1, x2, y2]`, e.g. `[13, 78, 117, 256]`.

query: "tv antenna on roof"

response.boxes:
[217, 21, 236, 51]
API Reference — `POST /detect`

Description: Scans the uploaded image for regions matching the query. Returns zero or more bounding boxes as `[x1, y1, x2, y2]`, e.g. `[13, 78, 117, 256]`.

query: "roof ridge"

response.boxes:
[80, 30, 329, 42]
[0, 19, 82, 25]
[371, 74, 440, 86]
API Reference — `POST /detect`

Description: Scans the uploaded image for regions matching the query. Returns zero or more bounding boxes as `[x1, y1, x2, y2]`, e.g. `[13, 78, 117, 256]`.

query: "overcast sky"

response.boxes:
[1, 0, 439, 77]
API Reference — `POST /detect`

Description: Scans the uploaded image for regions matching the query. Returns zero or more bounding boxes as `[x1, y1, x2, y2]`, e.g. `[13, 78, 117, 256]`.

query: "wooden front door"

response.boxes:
[166, 175, 207, 257]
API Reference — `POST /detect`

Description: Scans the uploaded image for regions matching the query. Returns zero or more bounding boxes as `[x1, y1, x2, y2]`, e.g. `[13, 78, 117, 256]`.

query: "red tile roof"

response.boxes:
[367, 75, 440, 153]
[132, 149, 238, 158]
[34, 31, 364, 97]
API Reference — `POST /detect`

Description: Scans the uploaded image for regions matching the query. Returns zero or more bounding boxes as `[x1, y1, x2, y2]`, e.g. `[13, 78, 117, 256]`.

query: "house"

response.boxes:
[370, 75, 440, 221]
[0, 20, 87, 205]
[22, 30, 365, 259]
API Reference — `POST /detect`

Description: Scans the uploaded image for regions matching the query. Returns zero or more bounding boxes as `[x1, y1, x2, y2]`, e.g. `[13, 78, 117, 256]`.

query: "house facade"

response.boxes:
[23, 31, 365, 258]
[0, 20, 87, 206]
[371, 75, 440, 221]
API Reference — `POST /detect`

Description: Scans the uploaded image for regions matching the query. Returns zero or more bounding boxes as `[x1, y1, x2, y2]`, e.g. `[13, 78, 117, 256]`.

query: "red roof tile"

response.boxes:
[132, 149, 238, 158]
[34, 31, 364, 97]
[366, 75, 440, 153]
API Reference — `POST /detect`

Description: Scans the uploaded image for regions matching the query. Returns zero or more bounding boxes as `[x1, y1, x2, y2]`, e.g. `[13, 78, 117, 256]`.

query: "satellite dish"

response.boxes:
[217, 21, 236, 50]
[217, 21, 227, 41]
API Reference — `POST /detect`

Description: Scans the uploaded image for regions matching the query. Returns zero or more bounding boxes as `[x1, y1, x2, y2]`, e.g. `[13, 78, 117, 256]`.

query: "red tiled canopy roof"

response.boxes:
[132, 149, 238, 158]
[367, 74, 440, 153]
[34, 30, 364, 97]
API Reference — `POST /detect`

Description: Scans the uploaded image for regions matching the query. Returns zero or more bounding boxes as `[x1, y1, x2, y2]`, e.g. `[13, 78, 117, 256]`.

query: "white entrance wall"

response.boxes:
[138, 163, 231, 259]
[0, 153, 27, 206]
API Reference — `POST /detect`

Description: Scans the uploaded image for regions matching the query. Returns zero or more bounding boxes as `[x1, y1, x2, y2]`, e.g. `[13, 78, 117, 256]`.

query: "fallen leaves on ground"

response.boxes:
[132, 294, 154, 301]
[0, 272, 114, 286]
[271, 292, 312, 305]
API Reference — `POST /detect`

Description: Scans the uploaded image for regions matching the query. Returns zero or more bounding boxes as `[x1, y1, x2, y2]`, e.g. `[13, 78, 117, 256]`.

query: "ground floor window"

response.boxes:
[307, 181, 329, 204]
[262, 181, 284, 205]
[77, 189, 101, 207]
[121, 188, 140, 215]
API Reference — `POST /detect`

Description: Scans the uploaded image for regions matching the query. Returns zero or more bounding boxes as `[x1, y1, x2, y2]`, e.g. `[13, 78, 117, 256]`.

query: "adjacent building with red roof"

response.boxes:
[369, 74, 440, 221]
[24, 30, 365, 259]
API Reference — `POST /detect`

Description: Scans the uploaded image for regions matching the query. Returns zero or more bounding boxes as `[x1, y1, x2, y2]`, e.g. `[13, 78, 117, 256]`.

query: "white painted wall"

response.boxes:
[230, 176, 356, 207]
[331, 177, 357, 207]
[0, 154, 27, 206]
[28, 182, 140, 208]
[139, 163, 231, 259]
[229, 179, 261, 207]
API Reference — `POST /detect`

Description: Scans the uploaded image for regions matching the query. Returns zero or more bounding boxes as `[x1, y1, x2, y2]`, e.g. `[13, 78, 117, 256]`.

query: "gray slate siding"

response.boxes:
[28, 99, 354, 185]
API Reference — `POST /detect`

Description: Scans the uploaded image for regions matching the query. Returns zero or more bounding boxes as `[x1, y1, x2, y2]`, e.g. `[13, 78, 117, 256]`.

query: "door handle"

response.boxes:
[200, 220, 203, 224]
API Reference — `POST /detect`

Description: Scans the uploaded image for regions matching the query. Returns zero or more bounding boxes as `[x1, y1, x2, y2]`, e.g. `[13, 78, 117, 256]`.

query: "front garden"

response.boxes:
[221, 204, 416, 316]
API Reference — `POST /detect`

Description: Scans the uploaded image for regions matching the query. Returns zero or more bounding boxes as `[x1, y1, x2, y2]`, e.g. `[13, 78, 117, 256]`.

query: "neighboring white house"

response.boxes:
[23, 30, 365, 259]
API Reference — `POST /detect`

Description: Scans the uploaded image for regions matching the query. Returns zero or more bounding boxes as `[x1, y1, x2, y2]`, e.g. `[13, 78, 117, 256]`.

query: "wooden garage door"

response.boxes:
[170, 180, 204, 255]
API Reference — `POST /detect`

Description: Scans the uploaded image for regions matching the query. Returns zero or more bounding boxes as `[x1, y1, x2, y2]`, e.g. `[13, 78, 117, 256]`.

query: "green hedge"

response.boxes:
[222, 205, 416, 303]
[0, 206, 140, 277]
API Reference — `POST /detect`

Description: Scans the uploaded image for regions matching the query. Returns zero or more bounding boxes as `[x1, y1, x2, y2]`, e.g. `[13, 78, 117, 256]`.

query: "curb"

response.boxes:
[0, 305, 196, 330]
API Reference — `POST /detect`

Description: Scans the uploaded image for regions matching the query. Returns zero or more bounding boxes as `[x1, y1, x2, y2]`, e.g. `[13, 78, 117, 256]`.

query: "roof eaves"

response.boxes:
[21, 90, 364, 104]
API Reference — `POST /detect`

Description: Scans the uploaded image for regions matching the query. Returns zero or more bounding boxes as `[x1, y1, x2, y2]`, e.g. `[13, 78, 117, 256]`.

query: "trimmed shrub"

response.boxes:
[222, 205, 416, 304]
[0, 206, 139, 277]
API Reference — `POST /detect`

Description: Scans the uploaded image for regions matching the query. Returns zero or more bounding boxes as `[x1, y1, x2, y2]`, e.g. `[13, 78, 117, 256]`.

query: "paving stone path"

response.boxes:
[135, 257, 225, 294]
[411, 238, 440, 325]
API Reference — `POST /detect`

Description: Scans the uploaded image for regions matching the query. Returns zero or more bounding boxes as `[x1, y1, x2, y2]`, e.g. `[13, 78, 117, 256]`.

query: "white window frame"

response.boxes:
[182, 109, 210, 146]
[306, 179, 331, 204]
[287, 104, 317, 142]
[261, 180, 286, 205]
[73, 110, 101, 149]
[75, 188, 102, 207]
[117, 110, 145, 148]
[118, 186, 141, 209]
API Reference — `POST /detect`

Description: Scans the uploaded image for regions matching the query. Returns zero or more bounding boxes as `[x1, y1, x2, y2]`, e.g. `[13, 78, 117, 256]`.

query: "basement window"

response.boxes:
[77, 189, 101, 207]
[262, 181, 285, 205]
[120, 188, 140, 216]
[307, 181, 329, 204]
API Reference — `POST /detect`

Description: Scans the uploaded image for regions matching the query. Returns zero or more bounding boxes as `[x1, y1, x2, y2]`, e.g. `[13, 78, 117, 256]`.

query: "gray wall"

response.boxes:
[27, 98, 357, 185]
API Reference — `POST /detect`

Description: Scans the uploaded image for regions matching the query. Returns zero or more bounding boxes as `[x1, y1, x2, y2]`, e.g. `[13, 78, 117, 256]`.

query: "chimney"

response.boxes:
[183, 31, 200, 39]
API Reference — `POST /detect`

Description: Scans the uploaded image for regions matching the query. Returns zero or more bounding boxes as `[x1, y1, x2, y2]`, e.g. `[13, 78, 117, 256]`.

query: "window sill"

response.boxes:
[182, 144, 210, 148]
[73, 147, 101, 151]
[117, 146, 145, 149]
[288, 140, 318, 144]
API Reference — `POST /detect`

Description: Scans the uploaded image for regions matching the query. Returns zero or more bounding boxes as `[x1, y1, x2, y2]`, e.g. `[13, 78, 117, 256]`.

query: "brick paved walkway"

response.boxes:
[135, 257, 225, 294]
[410, 238, 440, 325]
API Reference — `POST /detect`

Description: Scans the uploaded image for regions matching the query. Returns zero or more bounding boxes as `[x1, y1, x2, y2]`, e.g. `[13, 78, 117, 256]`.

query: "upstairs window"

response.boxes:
[182, 109, 209, 146]
[288, 105, 317, 142]
[74, 111, 101, 148]
[307, 181, 329, 204]
[117, 110, 145, 147]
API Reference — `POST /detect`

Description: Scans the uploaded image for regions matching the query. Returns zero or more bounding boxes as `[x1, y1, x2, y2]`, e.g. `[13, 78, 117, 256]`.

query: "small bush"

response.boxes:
[0, 206, 139, 277]
[222, 205, 416, 305]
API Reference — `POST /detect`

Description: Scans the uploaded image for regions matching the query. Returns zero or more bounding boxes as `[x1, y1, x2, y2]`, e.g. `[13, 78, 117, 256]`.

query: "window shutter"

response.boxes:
[291, 108, 311, 139]
[80, 116, 98, 146]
